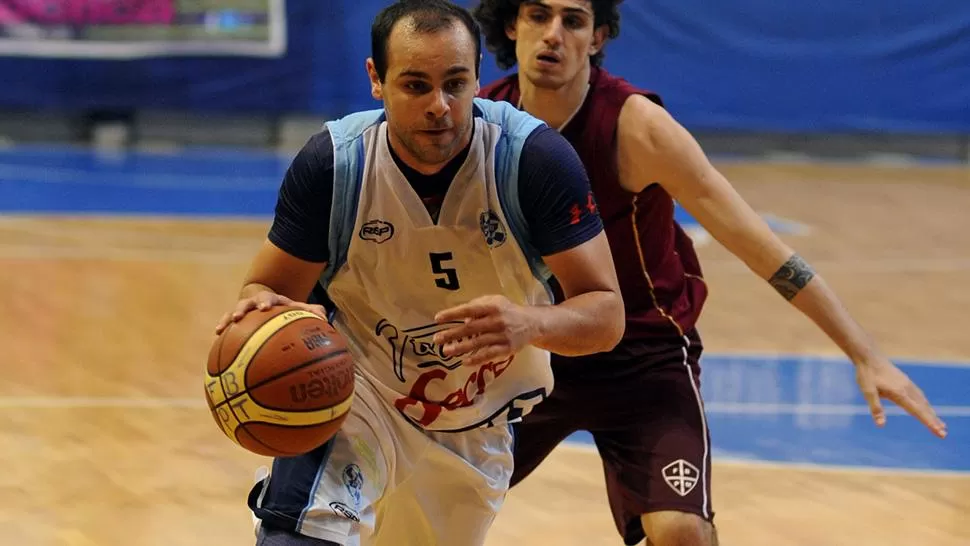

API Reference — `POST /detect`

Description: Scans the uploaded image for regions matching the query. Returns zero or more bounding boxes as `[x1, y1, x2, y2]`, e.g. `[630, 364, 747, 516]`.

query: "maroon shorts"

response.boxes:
[510, 329, 713, 545]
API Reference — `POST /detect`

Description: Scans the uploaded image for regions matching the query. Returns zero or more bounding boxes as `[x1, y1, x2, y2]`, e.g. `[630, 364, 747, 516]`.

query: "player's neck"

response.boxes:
[517, 64, 591, 131]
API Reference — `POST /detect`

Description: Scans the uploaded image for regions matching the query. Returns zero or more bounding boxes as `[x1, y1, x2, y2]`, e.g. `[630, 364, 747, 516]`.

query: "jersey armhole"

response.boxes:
[320, 124, 365, 290]
[491, 124, 555, 300]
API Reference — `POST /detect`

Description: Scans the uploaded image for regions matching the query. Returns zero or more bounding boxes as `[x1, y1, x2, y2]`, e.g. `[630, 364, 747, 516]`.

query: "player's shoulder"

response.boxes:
[592, 66, 664, 109]
[473, 97, 545, 141]
[478, 73, 519, 102]
[323, 107, 387, 144]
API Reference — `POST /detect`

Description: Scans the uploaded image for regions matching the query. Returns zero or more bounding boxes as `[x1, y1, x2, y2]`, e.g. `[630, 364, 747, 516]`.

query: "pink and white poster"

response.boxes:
[0, 0, 286, 58]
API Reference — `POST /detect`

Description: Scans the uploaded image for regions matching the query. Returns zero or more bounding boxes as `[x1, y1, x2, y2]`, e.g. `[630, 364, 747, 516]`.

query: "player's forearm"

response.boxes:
[769, 255, 877, 363]
[527, 290, 625, 356]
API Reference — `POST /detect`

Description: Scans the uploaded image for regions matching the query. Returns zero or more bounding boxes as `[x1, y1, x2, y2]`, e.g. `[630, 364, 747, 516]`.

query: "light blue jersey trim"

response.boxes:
[321, 109, 385, 288]
[474, 98, 555, 295]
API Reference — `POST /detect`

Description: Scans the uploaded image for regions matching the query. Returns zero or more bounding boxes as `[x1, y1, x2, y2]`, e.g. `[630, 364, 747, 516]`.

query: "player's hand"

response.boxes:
[214, 291, 327, 335]
[432, 295, 538, 367]
[853, 353, 947, 439]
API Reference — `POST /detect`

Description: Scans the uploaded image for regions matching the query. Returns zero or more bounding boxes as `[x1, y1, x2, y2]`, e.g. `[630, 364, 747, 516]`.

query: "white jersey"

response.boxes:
[320, 100, 555, 432]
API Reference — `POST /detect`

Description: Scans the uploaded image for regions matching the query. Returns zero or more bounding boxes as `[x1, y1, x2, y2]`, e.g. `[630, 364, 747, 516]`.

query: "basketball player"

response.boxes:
[213, 1, 625, 545]
[473, 1, 949, 545]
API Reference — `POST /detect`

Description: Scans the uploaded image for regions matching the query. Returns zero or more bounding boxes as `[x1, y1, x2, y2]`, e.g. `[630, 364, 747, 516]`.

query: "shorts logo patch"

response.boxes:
[328, 501, 360, 522]
[662, 459, 700, 497]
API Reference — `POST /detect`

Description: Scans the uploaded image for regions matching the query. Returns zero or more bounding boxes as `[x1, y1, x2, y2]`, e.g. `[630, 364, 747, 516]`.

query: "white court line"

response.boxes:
[1, 397, 967, 416]
[704, 402, 970, 417]
[705, 352, 970, 368]
[556, 442, 970, 477]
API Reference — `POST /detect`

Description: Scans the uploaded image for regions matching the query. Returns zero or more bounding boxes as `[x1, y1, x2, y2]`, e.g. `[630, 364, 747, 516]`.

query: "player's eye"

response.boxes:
[527, 10, 549, 23]
[445, 80, 467, 94]
[404, 81, 431, 94]
[563, 15, 586, 29]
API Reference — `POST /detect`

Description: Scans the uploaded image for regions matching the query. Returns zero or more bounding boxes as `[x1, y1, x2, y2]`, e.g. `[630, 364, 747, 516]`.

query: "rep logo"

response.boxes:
[359, 220, 394, 244]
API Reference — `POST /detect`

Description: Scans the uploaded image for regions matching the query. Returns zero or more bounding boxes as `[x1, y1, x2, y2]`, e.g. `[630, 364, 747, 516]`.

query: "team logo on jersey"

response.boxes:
[479, 210, 507, 248]
[342, 464, 364, 509]
[376, 317, 515, 428]
[359, 219, 394, 244]
[376, 319, 464, 383]
[662, 459, 700, 497]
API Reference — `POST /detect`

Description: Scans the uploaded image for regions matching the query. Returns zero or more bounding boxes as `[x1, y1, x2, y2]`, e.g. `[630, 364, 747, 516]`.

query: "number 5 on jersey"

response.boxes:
[430, 252, 460, 291]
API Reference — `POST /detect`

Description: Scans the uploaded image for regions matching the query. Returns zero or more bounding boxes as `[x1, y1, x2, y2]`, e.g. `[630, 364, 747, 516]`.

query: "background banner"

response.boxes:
[0, 0, 286, 58]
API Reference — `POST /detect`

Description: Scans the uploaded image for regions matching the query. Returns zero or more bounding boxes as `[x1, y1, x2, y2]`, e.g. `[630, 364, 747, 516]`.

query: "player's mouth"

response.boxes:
[536, 51, 562, 67]
[421, 127, 454, 140]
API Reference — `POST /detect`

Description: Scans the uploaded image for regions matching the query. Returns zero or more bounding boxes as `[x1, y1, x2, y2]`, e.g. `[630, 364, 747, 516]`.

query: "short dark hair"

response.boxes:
[473, 0, 622, 70]
[371, 0, 483, 82]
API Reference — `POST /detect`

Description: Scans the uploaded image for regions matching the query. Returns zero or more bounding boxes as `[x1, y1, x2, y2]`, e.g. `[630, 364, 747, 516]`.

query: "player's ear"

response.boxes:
[589, 24, 608, 56]
[505, 20, 517, 41]
[365, 58, 383, 100]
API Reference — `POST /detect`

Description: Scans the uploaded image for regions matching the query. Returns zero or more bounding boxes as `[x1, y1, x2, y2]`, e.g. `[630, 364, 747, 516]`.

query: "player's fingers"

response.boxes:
[897, 387, 948, 439]
[230, 298, 259, 321]
[862, 386, 886, 428]
[461, 343, 513, 368]
[433, 318, 499, 347]
[434, 298, 497, 324]
[214, 312, 233, 335]
[255, 292, 293, 310]
[295, 302, 329, 320]
[442, 333, 506, 359]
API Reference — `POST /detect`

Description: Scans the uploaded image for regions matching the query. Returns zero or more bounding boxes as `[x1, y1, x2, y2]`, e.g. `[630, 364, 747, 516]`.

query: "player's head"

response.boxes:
[367, 0, 483, 173]
[474, 0, 621, 89]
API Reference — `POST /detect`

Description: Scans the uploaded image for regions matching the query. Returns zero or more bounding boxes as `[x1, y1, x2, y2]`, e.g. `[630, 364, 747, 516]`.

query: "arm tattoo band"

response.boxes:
[768, 254, 816, 301]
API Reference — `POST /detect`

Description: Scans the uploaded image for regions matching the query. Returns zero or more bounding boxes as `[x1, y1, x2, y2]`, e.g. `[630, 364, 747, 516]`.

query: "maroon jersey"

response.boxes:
[480, 67, 708, 355]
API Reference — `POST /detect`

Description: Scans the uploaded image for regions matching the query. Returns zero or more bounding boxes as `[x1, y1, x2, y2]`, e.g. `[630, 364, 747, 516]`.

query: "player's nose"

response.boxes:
[426, 89, 450, 118]
[541, 16, 565, 47]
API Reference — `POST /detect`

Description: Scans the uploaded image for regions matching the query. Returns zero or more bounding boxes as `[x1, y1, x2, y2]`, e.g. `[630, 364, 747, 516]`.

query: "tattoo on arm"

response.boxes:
[769, 254, 816, 300]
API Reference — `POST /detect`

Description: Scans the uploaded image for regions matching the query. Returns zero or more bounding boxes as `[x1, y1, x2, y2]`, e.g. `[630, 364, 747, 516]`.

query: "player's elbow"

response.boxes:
[577, 289, 624, 354]
[597, 290, 626, 351]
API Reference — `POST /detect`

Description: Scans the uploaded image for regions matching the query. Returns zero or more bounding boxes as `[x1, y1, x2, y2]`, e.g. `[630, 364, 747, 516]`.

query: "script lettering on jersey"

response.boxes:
[393, 356, 514, 427]
[376, 318, 514, 427]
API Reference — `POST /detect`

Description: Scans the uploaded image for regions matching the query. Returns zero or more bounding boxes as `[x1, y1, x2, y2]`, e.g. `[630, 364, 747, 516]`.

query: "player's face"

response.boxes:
[509, 0, 606, 90]
[367, 19, 480, 173]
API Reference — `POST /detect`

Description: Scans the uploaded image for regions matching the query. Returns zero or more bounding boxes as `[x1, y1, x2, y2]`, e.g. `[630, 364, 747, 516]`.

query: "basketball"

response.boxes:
[204, 305, 355, 457]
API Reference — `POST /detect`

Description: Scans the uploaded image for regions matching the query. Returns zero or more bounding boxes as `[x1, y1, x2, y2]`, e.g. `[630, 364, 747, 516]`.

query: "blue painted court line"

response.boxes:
[0, 145, 800, 232]
[564, 355, 968, 472]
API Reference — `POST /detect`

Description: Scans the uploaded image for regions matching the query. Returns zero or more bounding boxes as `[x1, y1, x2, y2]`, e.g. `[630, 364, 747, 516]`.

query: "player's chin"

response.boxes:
[526, 68, 568, 90]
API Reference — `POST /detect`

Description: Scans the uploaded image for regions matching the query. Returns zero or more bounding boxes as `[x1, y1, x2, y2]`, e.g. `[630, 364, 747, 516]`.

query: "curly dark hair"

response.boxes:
[472, 0, 623, 70]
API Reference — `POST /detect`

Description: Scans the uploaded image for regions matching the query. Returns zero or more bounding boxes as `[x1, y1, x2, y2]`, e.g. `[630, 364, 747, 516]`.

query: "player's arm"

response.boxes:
[616, 95, 946, 438]
[434, 127, 624, 362]
[215, 132, 334, 334]
[533, 231, 624, 355]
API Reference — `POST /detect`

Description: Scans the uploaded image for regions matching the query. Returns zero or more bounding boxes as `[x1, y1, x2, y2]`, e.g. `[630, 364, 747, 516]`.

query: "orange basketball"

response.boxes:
[203, 305, 355, 457]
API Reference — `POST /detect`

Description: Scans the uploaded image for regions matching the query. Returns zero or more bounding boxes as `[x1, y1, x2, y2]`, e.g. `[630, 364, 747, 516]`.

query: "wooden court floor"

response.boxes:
[0, 160, 968, 545]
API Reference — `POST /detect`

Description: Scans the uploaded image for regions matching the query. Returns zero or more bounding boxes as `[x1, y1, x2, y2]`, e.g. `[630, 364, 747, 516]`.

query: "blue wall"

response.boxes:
[2, 1, 968, 133]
